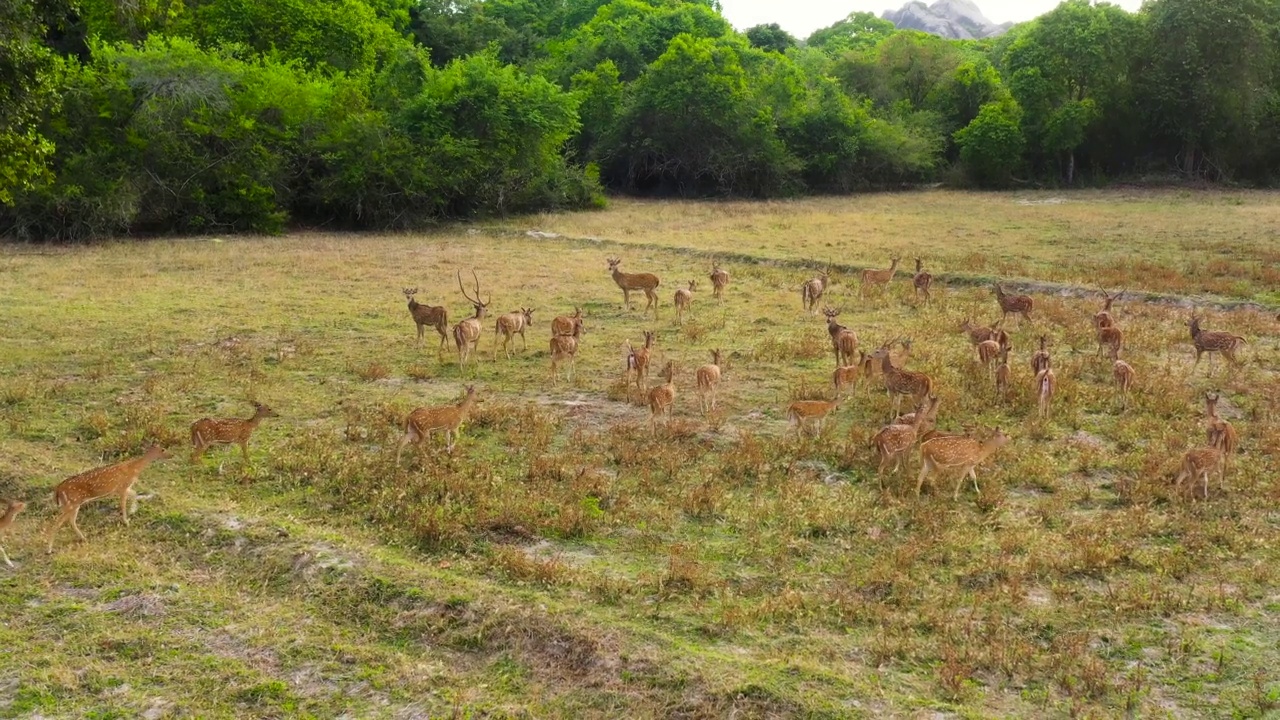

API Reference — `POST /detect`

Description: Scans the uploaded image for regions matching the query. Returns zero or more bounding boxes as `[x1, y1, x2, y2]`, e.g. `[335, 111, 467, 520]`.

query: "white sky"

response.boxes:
[719, 0, 1144, 39]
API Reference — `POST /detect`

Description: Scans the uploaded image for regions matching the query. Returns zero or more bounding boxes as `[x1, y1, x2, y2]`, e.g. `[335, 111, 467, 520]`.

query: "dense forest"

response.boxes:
[2, 0, 1278, 240]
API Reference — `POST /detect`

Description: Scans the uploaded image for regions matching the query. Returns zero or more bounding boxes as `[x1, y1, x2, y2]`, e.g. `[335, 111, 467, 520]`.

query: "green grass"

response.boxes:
[2, 191, 1280, 718]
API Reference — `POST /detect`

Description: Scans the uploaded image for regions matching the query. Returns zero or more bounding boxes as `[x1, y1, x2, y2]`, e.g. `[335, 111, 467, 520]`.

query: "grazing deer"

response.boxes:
[1112, 353, 1135, 409]
[1030, 335, 1051, 376]
[0, 500, 27, 568]
[1174, 446, 1223, 500]
[1094, 288, 1123, 329]
[801, 269, 830, 314]
[709, 263, 729, 299]
[1034, 360, 1057, 420]
[493, 307, 534, 360]
[396, 385, 481, 460]
[912, 258, 932, 304]
[1204, 392, 1238, 474]
[993, 284, 1033, 324]
[551, 307, 585, 339]
[960, 318, 999, 346]
[860, 256, 900, 300]
[873, 395, 941, 484]
[871, 341, 933, 420]
[1096, 324, 1123, 359]
[674, 280, 696, 324]
[787, 394, 841, 437]
[916, 428, 1010, 500]
[995, 344, 1012, 398]
[695, 349, 724, 414]
[47, 445, 173, 553]
[976, 339, 1001, 372]
[625, 331, 656, 392]
[403, 288, 449, 356]
[647, 361, 677, 429]
[190, 402, 278, 467]
[823, 307, 859, 367]
[1188, 315, 1246, 372]
[608, 257, 660, 318]
[453, 271, 490, 367]
[549, 322, 582, 384]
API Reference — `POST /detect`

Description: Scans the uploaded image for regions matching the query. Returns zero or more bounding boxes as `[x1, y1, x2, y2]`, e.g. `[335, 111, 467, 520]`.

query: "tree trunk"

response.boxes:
[1066, 151, 1075, 186]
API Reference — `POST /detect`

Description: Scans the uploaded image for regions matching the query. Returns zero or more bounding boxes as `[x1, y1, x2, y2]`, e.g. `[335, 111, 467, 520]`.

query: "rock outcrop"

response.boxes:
[881, 0, 1013, 40]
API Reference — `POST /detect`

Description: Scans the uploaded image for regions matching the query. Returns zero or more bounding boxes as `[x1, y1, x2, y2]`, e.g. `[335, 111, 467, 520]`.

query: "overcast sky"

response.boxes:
[719, 0, 1144, 39]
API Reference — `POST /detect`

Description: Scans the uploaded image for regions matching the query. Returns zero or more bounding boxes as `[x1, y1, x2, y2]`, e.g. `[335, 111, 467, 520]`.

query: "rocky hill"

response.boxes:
[882, 0, 1014, 40]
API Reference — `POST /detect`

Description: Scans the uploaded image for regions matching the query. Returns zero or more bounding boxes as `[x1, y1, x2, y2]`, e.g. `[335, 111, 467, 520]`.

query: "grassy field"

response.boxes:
[1, 189, 1279, 718]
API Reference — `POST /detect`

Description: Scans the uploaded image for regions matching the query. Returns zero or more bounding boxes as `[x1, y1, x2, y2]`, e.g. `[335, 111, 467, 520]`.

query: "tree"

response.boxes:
[806, 11, 893, 55]
[0, 1, 65, 205]
[744, 23, 796, 53]
[953, 100, 1024, 187]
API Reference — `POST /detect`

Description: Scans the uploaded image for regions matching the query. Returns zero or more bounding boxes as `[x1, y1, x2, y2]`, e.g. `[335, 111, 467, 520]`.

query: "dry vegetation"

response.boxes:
[1, 189, 1279, 718]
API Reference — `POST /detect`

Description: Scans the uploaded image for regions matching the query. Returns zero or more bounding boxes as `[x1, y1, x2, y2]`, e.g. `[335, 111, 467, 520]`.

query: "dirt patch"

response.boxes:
[100, 593, 167, 618]
[534, 393, 650, 433]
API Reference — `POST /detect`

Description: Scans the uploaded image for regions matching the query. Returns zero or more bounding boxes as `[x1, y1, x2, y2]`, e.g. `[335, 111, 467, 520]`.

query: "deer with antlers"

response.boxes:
[647, 361, 677, 430]
[625, 331, 656, 392]
[1112, 351, 1135, 410]
[801, 269, 830, 314]
[912, 258, 932, 304]
[709, 263, 729, 300]
[1096, 323, 1123, 359]
[47, 445, 172, 553]
[551, 307, 585, 339]
[822, 307, 859, 367]
[608, 257, 660, 318]
[453, 270, 490, 367]
[871, 340, 933, 420]
[190, 402, 278, 467]
[674, 280, 696, 324]
[993, 284, 1033, 324]
[695, 349, 724, 414]
[1034, 358, 1057, 420]
[549, 319, 582, 385]
[0, 500, 27, 568]
[860, 256, 899, 301]
[916, 428, 1010, 500]
[788, 394, 842, 437]
[493, 307, 534, 360]
[1204, 392, 1238, 474]
[396, 385, 481, 460]
[403, 288, 449, 356]
[872, 395, 941, 485]
[1188, 315, 1246, 372]
[1174, 446, 1224, 500]
[1094, 288, 1123, 329]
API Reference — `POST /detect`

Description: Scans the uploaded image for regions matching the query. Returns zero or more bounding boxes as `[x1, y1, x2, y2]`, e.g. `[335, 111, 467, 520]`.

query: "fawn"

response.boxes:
[801, 269, 830, 314]
[396, 385, 481, 461]
[993, 284, 1033, 324]
[453, 270, 490, 367]
[860, 256, 900, 301]
[403, 288, 449, 356]
[47, 445, 173, 553]
[493, 307, 534, 360]
[695, 349, 724, 414]
[995, 344, 1012, 398]
[626, 331, 656, 392]
[674, 281, 696, 323]
[788, 394, 842, 437]
[823, 307, 859, 367]
[832, 357, 863, 399]
[190, 402, 278, 466]
[1034, 359, 1057, 420]
[1174, 446, 1223, 500]
[1204, 392, 1238, 474]
[916, 428, 1010, 500]
[609, 257, 660, 318]
[1, 500, 27, 568]
[873, 395, 941, 484]
[647, 361, 677, 429]
[550, 320, 582, 384]
[1188, 315, 1245, 372]
[912, 258, 932, 304]
[1112, 351, 1135, 410]
[709, 263, 730, 299]
[550, 307, 584, 339]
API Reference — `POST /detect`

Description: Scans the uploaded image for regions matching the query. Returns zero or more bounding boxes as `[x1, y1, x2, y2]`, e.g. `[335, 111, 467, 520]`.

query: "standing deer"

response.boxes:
[832, 357, 862, 399]
[396, 385, 481, 460]
[549, 320, 582, 384]
[190, 402, 278, 467]
[1094, 288, 1123, 329]
[960, 319, 1005, 347]
[787, 394, 842, 437]
[823, 307, 859, 367]
[647, 361, 677, 430]
[916, 428, 1010, 500]
[860, 256, 900, 301]
[453, 270, 490, 367]
[993, 284, 1033, 324]
[0, 500, 27, 568]
[801, 269, 830, 314]
[709, 263, 730, 299]
[493, 307, 534, 360]
[1188, 315, 1246, 372]
[995, 344, 1012, 398]
[1174, 446, 1224, 500]
[625, 331, 656, 392]
[871, 341, 933, 420]
[674, 280, 696, 324]
[403, 288, 449, 356]
[47, 445, 173, 553]
[1034, 359, 1057, 420]
[1112, 352, 1135, 410]
[1096, 324, 1123, 359]
[912, 258, 932, 304]
[608, 257, 660, 318]
[551, 307, 585, 339]
[695, 349, 724, 414]
[1204, 392, 1238, 474]
[976, 339, 1001, 373]
[872, 395, 941, 484]
[1030, 335, 1051, 376]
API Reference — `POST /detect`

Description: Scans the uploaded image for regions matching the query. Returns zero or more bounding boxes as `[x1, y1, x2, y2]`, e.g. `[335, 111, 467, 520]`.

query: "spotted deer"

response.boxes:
[608, 257, 660, 318]
[871, 340, 933, 420]
[403, 288, 449, 356]
[1030, 335, 1050, 376]
[674, 281, 696, 323]
[912, 258, 932, 304]
[916, 428, 1010, 500]
[995, 344, 1012, 398]
[832, 356, 863, 399]
[976, 339, 1001, 372]
[1094, 288, 1123, 329]
[0, 500, 27, 568]
[453, 270, 490, 367]
[551, 307, 585, 339]
[695, 349, 724, 414]
[1188, 315, 1245, 372]
[709, 263, 729, 299]
[860, 256, 899, 301]
[549, 321, 582, 384]
[960, 319, 1004, 347]
[1113, 353, 1135, 410]
[1174, 446, 1223, 500]
[47, 445, 173, 553]
[647, 361, 677, 429]
[1096, 324, 1123, 359]
[625, 331, 656, 392]
[801, 269, 830, 314]
[823, 307, 858, 367]
[1204, 392, 1238, 474]
[190, 402, 278, 466]
[787, 394, 842, 437]
[493, 307, 534, 360]
[872, 395, 941, 484]
[396, 385, 481, 460]
[993, 284, 1033, 324]
[1034, 360, 1057, 420]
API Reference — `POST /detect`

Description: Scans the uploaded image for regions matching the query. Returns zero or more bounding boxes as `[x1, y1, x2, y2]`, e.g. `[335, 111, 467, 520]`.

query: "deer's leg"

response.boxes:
[520, 329, 527, 352]
[417, 324, 425, 344]
[915, 458, 933, 496]
[46, 510, 70, 553]
[622, 289, 631, 310]
[69, 506, 86, 541]
[240, 440, 250, 464]
[0, 545, 10, 568]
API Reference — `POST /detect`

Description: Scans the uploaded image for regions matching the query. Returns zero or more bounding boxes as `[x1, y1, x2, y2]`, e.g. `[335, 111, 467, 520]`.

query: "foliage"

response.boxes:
[805, 11, 894, 55]
[954, 100, 1025, 187]
[744, 23, 796, 53]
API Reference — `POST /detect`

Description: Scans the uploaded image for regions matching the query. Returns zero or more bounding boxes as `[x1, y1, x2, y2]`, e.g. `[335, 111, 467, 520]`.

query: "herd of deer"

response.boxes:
[0, 254, 1253, 567]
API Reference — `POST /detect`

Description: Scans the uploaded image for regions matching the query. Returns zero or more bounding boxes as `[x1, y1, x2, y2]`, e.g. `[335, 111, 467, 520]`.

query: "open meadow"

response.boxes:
[1, 189, 1279, 718]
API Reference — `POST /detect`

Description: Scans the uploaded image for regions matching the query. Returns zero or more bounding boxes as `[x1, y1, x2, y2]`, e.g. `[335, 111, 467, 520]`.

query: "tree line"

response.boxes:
[2, 0, 1277, 240]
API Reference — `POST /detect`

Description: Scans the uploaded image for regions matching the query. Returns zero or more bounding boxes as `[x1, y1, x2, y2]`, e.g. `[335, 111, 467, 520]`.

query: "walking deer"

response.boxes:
[1034, 360, 1057, 420]
[647, 361, 677, 429]
[549, 322, 582, 384]
[453, 270, 490, 367]
[674, 281, 696, 323]
[608, 257, 660, 318]
[823, 307, 858, 367]
[1188, 315, 1245, 372]
[1204, 392, 1238, 474]
[695, 349, 724, 414]
[551, 307, 585, 339]
[709, 263, 730, 299]
[47, 445, 173, 553]
[788, 394, 842, 437]
[1174, 446, 1223, 500]
[912, 258, 932, 304]
[861, 256, 900, 300]
[625, 331, 656, 391]
[801, 269, 830, 314]
[0, 500, 26, 568]
[916, 428, 1010, 500]
[493, 307, 534, 360]
[1113, 354, 1135, 410]
[993, 284, 1033, 324]
[396, 385, 481, 461]
[403, 288, 449, 356]
[871, 340, 933, 420]
[190, 402, 278, 466]
[873, 395, 940, 484]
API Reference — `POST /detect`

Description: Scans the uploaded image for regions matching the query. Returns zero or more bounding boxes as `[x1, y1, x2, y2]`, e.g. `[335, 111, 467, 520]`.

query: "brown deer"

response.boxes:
[801, 269, 830, 314]
[0, 500, 27, 568]
[709, 263, 730, 299]
[1174, 446, 1223, 500]
[1094, 288, 1123, 329]
[549, 323, 582, 384]
[647, 361, 677, 429]
[1188, 315, 1246, 372]
[190, 402, 278, 466]
[1034, 360, 1057, 420]
[912, 258, 932, 304]
[822, 307, 859, 367]
[1204, 392, 1239, 474]
[860, 256, 900, 300]
[995, 344, 1012, 398]
[993, 284, 1033, 324]
[787, 394, 842, 437]
[47, 445, 173, 553]
[695, 349, 724, 414]
[493, 307, 534, 360]
[916, 428, 1010, 500]
[976, 339, 1001, 372]
[453, 270, 490, 367]
[625, 331, 656, 392]
[550, 307, 585, 339]
[960, 318, 1003, 347]
[832, 361, 861, 399]
[1096, 324, 1123, 359]
[873, 395, 941, 483]
[395, 385, 481, 460]
[674, 280, 696, 324]
[608, 257, 660, 318]
[1113, 354, 1135, 409]
[1030, 335, 1051, 376]
[403, 288, 449, 356]
[871, 341, 933, 420]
